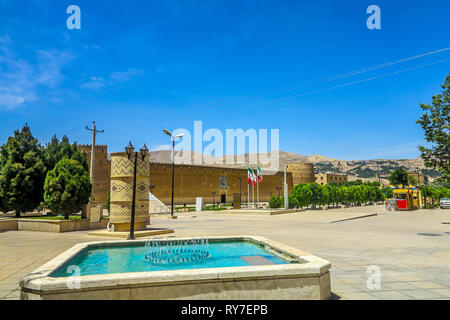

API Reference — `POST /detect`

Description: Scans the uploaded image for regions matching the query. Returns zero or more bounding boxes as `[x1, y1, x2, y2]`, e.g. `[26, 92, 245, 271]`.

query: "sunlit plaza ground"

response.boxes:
[1, 205, 450, 300]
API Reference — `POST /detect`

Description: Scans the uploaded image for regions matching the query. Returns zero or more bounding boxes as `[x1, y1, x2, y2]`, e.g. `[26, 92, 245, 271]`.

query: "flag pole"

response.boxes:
[252, 169, 255, 208]
[247, 181, 250, 208]
[256, 175, 259, 208]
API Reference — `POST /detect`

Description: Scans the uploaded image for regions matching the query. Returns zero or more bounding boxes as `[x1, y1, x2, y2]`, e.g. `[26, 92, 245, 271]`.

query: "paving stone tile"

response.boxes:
[371, 290, 415, 300]
[391, 274, 425, 282]
[409, 281, 446, 289]
[333, 284, 364, 294]
[0, 284, 19, 291]
[430, 288, 450, 298]
[340, 292, 380, 300]
[382, 282, 421, 291]
[337, 265, 365, 271]
[2, 207, 450, 300]
[403, 289, 445, 299]
[0, 290, 11, 299]
[338, 276, 368, 285]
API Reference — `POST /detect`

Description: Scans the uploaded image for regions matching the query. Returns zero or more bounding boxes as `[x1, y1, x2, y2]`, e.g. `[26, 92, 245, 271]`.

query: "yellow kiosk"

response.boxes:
[392, 188, 422, 211]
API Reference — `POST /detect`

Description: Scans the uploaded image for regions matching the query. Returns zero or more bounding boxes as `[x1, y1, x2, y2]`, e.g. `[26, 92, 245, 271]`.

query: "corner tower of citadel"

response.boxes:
[78, 145, 316, 206]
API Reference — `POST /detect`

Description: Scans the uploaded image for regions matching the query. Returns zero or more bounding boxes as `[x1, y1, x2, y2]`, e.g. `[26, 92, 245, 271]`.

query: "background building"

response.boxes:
[80, 145, 309, 206]
[149, 163, 293, 205]
[315, 172, 348, 185]
[407, 170, 429, 185]
[287, 163, 315, 185]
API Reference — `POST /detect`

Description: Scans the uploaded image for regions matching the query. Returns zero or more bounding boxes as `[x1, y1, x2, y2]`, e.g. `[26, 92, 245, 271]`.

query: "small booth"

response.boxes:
[392, 188, 422, 211]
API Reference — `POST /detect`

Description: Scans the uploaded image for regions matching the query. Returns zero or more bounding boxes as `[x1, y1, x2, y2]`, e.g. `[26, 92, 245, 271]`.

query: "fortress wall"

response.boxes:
[287, 163, 315, 185]
[149, 163, 294, 205]
[78, 145, 110, 204]
[78, 145, 311, 206]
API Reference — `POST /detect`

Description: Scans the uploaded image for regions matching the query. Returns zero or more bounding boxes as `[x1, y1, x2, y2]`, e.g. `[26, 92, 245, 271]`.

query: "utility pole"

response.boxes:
[85, 121, 104, 207]
[284, 165, 289, 209]
[377, 164, 381, 186]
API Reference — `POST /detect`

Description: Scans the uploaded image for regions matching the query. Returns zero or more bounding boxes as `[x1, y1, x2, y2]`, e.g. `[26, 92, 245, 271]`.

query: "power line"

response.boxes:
[193, 46, 450, 108]
[247, 57, 450, 107]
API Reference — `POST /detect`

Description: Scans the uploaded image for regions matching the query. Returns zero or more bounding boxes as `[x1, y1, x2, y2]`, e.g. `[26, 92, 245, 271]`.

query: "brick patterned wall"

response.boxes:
[315, 172, 348, 185]
[76, 144, 310, 206]
[78, 145, 110, 204]
[148, 163, 294, 205]
[287, 163, 315, 185]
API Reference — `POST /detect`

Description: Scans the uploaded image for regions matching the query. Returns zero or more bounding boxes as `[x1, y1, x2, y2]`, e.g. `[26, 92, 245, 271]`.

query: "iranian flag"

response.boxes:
[252, 169, 257, 186]
[257, 166, 263, 183]
[247, 168, 253, 184]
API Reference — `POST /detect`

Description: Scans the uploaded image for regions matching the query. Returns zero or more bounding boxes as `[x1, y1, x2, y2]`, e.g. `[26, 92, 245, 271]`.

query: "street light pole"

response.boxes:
[163, 129, 184, 218]
[170, 138, 175, 217]
[129, 152, 138, 240]
[284, 165, 289, 209]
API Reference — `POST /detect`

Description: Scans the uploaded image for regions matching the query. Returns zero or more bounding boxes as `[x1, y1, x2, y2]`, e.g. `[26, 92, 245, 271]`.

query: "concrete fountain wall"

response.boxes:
[20, 236, 331, 300]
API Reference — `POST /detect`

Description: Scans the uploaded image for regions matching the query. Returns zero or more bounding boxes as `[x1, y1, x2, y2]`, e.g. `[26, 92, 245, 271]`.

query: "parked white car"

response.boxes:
[440, 198, 450, 209]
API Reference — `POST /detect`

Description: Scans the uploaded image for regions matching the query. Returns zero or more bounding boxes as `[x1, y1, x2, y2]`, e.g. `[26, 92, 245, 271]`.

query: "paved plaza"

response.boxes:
[1, 205, 450, 300]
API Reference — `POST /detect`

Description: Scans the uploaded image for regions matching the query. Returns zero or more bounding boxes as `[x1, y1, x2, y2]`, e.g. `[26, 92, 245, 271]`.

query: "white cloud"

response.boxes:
[80, 81, 106, 90]
[109, 69, 143, 82]
[81, 68, 144, 90]
[0, 36, 74, 109]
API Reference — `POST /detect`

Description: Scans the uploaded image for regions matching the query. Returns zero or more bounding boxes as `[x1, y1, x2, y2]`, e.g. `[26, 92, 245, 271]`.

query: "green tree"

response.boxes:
[269, 196, 282, 208]
[280, 195, 298, 209]
[408, 175, 418, 187]
[326, 184, 339, 207]
[308, 183, 323, 209]
[388, 168, 409, 188]
[416, 75, 450, 183]
[43, 135, 88, 172]
[43, 159, 92, 219]
[291, 184, 312, 209]
[319, 186, 329, 207]
[0, 125, 46, 217]
[382, 186, 393, 199]
[375, 188, 385, 203]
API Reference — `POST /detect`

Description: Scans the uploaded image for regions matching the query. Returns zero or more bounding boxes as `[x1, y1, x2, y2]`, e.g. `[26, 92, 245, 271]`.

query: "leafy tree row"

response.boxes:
[290, 182, 385, 209]
[0, 125, 91, 218]
[420, 185, 450, 206]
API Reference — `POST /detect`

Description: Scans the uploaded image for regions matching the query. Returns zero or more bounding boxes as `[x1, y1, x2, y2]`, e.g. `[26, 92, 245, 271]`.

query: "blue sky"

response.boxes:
[0, 0, 449, 160]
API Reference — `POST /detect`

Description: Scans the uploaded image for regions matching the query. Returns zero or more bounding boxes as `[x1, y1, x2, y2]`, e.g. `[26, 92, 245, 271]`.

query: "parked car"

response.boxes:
[440, 198, 450, 209]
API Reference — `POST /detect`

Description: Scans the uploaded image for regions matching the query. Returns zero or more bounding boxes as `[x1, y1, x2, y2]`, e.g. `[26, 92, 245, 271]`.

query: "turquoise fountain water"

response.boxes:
[51, 239, 291, 277]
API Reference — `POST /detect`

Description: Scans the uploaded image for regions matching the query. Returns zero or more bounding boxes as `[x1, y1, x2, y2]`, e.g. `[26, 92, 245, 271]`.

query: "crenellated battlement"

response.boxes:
[78, 144, 108, 149]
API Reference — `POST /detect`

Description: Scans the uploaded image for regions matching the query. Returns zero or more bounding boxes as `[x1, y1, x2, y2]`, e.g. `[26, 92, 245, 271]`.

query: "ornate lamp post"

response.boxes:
[276, 186, 282, 198]
[163, 129, 184, 218]
[125, 142, 149, 240]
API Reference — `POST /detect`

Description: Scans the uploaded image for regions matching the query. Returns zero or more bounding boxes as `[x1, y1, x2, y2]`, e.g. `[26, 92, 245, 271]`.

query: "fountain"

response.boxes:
[19, 236, 331, 300]
[144, 237, 210, 264]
